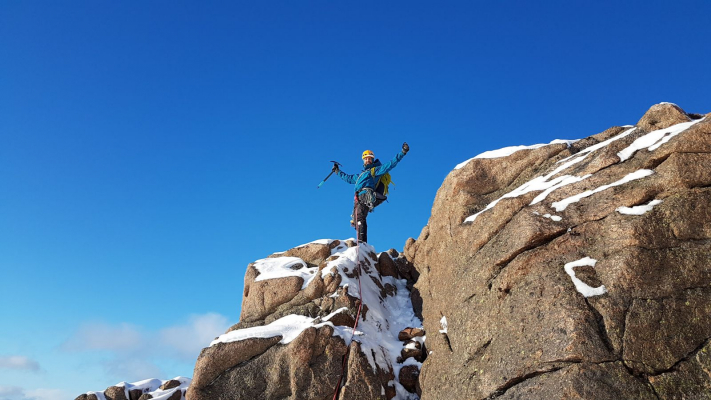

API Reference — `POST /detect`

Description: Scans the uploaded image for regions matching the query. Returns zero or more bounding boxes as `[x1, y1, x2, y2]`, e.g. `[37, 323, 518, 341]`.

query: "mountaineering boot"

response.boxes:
[357, 220, 367, 243]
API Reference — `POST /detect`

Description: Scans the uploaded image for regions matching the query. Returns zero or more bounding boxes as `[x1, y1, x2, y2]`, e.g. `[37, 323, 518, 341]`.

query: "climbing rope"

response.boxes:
[331, 195, 365, 400]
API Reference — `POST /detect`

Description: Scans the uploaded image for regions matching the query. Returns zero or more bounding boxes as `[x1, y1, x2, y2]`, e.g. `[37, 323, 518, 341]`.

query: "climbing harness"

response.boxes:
[331, 206, 365, 400]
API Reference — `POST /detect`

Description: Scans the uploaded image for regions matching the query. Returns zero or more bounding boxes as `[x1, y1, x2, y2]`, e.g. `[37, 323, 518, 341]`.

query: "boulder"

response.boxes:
[271, 241, 333, 266]
[104, 386, 128, 400]
[74, 395, 98, 400]
[159, 380, 180, 391]
[401, 340, 423, 361]
[240, 264, 304, 323]
[413, 104, 711, 398]
[398, 365, 420, 393]
[128, 389, 143, 400]
[636, 102, 691, 132]
[398, 327, 425, 341]
[378, 252, 399, 278]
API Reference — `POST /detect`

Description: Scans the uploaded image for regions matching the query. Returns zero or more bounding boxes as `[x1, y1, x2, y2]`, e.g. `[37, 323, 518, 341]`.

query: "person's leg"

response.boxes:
[355, 202, 369, 243]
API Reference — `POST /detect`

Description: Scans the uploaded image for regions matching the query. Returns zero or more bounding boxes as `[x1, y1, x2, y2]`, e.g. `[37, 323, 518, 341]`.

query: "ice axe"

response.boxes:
[317, 161, 342, 189]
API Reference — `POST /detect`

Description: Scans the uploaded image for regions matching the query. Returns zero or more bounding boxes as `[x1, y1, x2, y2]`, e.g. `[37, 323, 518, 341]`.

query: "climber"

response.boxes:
[333, 142, 409, 243]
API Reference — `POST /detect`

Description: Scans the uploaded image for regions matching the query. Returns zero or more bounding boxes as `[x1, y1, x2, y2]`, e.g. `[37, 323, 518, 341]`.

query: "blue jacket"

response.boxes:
[337, 151, 406, 194]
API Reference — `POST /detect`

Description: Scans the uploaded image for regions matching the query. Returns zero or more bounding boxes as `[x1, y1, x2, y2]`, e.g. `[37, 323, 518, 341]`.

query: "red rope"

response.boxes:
[331, 195, 365, 400]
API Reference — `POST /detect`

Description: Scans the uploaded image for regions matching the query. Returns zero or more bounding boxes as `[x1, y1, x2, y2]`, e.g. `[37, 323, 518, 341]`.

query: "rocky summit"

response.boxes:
[77, 103, 711, 400]
[188, 239, 424, 400]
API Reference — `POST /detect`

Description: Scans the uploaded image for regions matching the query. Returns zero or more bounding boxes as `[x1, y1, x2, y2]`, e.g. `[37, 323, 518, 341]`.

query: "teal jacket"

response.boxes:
[337, 151, 406, 194]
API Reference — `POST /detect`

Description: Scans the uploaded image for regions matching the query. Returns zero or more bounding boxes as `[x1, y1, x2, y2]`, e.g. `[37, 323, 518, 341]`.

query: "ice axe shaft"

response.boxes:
[317, 161, 341, 189]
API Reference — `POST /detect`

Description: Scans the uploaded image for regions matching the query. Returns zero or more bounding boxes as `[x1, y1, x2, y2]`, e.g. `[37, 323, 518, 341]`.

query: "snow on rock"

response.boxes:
[463, 118, 699, 221]
[617, 118, 705, 162]
[210, 314, 350, 346]
[78, 377, 191, 400]
[317, 242, 424, 384]
[464, 127, 642, 222]
[439, 316, 448, 334]
[563, 257, 607, 297]
[551, 169, 654, 212]
[616, 199, 663, 215]
[454, 139, 577, 170]
[191, 239, 424, 400]
[409, 103, 711, 399]
[461, 120, 697, 221]
[253, 256, 317, 289]
[464, 173, 589, 223]
[533, 211, 563, 222]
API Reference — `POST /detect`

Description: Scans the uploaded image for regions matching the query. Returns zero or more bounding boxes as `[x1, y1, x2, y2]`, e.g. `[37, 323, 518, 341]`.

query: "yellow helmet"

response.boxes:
[362, 150, 375, 160]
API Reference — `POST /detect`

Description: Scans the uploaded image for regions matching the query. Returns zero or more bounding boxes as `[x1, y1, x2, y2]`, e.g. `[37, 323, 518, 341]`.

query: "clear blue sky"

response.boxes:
[1, 1, 709, 398]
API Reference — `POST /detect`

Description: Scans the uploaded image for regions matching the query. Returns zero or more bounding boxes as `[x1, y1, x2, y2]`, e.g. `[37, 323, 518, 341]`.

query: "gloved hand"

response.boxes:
[402, 142, 409, 154]
[332, 163, 340, 173]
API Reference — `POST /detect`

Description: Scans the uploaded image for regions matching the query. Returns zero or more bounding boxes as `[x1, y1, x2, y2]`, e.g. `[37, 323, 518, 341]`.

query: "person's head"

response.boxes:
[362, 150, 374, 166]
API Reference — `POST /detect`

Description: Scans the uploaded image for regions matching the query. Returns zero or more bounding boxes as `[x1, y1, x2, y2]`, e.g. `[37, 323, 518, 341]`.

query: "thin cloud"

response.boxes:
[0, 385, 25, 398]
[23, 389, 69, 400]
[0, 356, 41, 372]
[158, 313, 229, 360]
[101, 357, 164, 383]
[62, 313, 230, 381]
[61, 322, 144, 352]
[0, 386, 69, 400]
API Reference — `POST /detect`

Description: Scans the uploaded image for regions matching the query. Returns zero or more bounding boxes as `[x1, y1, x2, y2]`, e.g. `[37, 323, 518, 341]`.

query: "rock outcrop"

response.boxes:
[75, 377, 190, 400]
[76, 103, 711, 400]
[188, 239, 425, 400]
[408, 103, 711, 399]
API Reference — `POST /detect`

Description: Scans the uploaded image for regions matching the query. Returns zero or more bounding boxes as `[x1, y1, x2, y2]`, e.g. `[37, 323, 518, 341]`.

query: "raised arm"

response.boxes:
[371, 142, 409, 177]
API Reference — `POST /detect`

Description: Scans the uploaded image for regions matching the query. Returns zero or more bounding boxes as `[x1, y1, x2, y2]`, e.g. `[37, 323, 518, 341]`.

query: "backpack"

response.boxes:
[369, 165, 394, 209]
[372, 169, 394, 196]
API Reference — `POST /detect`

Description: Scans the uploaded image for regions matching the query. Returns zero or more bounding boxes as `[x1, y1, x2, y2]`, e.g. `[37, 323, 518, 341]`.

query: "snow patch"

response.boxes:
[463, 127, 641, 223]
[555, 126, 637, 165]
[253, 256, 317, 289]
[439, 316, 448, 334]
[551, 169, 654, 212]
[617, 118, 704, 162]
[455, 139, 577, 170]
[533, 212, 562, 222]
[210, 314, 349, 346]
[464, 173, 589, 223]
[83, 377, 191, 400]
[616, 199, 663, 215]
[564, 257, 607, 297]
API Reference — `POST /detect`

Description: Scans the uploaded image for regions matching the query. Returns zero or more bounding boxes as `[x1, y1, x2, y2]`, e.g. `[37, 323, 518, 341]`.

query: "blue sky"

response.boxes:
[1, 1, 710, 398]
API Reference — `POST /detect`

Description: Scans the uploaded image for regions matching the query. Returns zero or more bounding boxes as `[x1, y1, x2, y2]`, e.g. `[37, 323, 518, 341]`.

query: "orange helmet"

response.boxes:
[362, 150, 375, 160]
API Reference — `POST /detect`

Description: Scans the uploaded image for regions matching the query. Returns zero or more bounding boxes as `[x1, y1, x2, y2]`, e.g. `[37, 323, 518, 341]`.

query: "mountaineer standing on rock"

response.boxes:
[333, 142, 409, 243]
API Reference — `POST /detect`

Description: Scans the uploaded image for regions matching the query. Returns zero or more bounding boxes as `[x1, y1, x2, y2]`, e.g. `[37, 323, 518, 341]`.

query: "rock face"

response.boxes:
[188, 239, 425, 400]
[408, 103, 711, 398]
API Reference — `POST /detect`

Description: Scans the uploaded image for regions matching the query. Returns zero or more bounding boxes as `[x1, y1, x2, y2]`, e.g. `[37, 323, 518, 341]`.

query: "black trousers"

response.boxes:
[352, 197, 370, 243]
